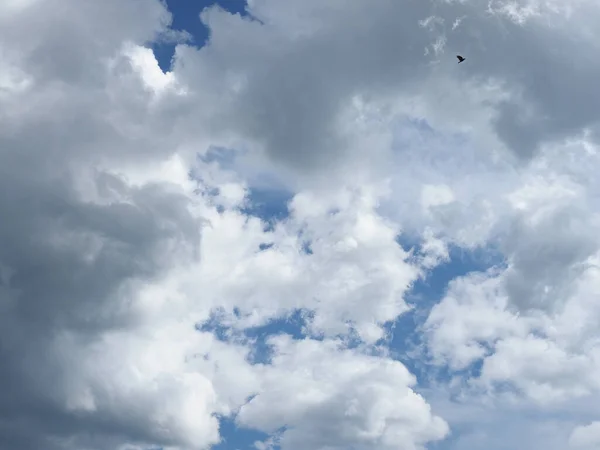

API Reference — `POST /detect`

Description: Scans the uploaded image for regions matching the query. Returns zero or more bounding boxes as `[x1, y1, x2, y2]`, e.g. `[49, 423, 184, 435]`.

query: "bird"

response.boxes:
[456, 55, 466, 63]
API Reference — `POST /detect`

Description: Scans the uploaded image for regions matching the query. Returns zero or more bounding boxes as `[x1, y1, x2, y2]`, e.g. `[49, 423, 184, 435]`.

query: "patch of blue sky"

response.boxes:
[199, 307, 308, 365]
[142, 423, 266, 450]
[153, 0, 250, 72]
[242, 187, 292, 224]
[191, 147, 294, 222]
[197, 309, 233, 342]
[213, 418, 268, 450]
[244, 311, 309, 364]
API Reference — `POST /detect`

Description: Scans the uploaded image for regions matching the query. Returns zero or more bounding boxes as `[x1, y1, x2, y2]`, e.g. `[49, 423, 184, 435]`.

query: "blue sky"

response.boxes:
[153, 0, 249, 72]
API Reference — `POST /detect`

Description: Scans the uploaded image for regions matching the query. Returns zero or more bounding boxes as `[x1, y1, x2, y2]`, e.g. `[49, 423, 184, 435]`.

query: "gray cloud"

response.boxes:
[170, 0, 600, 171]
[502, 204, 599, 312]
[0, 1, 212, 449]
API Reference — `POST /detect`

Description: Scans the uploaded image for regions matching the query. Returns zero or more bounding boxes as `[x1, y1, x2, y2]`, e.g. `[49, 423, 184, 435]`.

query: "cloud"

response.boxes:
[238, 336, 449, 450]
[167, 0, 600, 175]
[0, 1, 239, 448]
[570, 422, 600, 449]
[4, 0, 600, 449]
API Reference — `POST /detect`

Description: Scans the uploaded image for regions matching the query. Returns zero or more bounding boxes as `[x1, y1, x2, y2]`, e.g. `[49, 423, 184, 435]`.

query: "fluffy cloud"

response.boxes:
[239, 337, 449, 450]
[3, 0, 600, 449]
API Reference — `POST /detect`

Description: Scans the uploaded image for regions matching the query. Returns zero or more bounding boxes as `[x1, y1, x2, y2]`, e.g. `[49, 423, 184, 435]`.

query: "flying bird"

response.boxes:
[456, 55, 466, 63]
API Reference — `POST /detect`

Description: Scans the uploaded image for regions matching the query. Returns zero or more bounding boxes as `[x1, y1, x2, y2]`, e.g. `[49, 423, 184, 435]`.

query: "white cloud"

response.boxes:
[123, 44, 177, 95]
[238, 336, 449, 450]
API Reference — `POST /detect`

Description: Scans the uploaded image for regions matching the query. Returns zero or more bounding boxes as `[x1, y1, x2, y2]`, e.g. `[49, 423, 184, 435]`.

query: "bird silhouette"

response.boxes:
[456, 55, 466, 63]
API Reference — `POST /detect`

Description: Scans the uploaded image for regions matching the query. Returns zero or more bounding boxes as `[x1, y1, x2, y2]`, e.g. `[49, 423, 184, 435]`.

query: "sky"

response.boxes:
[2, 0, 600, 449]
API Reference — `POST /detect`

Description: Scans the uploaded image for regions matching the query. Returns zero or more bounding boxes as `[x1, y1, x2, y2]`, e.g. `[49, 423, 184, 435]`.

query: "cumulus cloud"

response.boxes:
[3, 0, 600, 449]
[238, 336, 449, 450]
